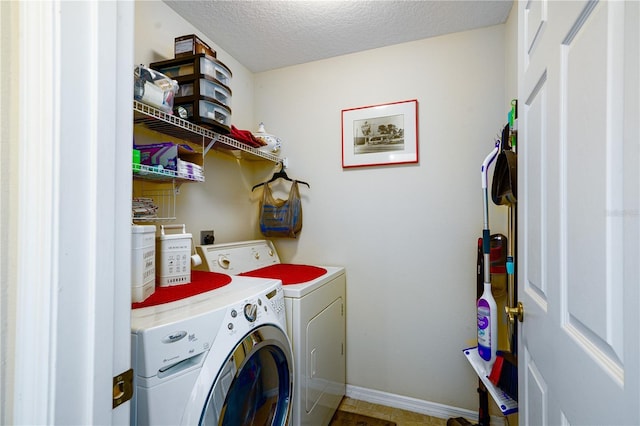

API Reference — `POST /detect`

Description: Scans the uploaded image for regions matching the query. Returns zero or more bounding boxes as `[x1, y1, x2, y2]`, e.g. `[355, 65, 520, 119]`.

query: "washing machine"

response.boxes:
[197, 240, 346, 426]
[130, 270, 293, 425]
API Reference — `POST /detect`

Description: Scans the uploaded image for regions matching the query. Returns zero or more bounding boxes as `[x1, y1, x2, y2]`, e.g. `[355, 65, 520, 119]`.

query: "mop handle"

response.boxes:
[481, 142, 500, 284]
[481, 141, 500, 229]
[481, 141, 500, 190]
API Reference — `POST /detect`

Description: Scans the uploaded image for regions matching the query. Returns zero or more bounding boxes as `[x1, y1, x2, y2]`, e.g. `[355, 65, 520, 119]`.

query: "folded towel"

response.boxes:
[177, 159, 204, 180]
[230, 125, 267, 148]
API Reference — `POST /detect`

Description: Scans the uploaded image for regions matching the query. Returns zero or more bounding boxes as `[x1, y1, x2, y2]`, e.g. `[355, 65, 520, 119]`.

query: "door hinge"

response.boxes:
[113, 368, 134, 409]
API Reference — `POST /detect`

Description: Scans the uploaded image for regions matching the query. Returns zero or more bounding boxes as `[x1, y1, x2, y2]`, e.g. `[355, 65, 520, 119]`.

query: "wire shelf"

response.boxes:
[133, 100, 282, 164]
[132, 163, 204, 183]
[132, 187, 177, 223]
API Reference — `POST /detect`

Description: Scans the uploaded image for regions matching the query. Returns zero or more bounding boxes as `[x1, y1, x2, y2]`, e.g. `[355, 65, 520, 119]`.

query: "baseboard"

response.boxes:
[345, 384, 506, 426]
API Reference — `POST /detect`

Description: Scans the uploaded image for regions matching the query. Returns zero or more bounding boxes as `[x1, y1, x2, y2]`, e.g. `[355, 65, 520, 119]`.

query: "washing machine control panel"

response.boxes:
[225, 286, 286, 334]
[227, 300, 264, 331]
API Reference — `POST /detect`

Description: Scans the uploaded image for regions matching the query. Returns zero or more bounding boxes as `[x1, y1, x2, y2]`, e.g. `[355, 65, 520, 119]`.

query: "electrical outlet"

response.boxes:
[200, 230, 215, 245]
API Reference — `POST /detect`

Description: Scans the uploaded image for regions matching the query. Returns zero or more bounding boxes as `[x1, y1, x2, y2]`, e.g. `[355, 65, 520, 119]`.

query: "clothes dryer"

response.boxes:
[131, 271, 293, 425]
[197, 240, 346, 426]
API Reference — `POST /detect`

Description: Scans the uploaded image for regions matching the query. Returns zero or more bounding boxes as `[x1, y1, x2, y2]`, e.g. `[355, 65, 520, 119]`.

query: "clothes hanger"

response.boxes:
[252, 163, 310, 191]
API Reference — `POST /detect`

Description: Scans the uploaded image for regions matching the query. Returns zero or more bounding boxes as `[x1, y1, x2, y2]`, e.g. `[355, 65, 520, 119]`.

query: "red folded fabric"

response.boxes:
[132, 270, 232, 309]
[230, 125, 267, 148]
[239, 264, 327, 285]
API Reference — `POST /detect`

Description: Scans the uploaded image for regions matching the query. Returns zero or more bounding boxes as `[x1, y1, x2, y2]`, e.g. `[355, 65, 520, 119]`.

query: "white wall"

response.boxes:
[253, 27, 509, 410]
[135, 1, 514, 412]
[504, 4, 518, 104]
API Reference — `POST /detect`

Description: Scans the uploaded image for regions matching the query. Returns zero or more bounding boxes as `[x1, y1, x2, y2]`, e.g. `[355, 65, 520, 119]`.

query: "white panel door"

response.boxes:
[12, 2, 134, 424]
[518, 0, 639, 424]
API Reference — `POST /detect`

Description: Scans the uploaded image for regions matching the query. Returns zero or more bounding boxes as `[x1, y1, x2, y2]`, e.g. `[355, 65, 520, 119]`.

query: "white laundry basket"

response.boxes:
[156, 224, 192, 286]
[131, 224, 156, 302]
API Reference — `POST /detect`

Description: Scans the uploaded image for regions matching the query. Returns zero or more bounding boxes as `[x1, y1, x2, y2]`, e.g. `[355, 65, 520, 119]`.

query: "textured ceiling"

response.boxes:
[163, 0, 513, 73]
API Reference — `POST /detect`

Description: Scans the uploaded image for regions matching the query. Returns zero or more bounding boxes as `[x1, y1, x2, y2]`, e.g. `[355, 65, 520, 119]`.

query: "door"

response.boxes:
[518, 0, 639, 424]
[11, 2, 134, 424]
[305, 289, 346, 421]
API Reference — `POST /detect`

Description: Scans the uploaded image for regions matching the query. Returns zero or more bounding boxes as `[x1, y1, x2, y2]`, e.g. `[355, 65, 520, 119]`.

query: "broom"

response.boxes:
[488, 350, 518, 401]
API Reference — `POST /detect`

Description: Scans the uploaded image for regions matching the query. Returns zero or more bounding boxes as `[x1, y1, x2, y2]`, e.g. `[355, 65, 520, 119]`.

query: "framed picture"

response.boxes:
[341, 99, 418, 168]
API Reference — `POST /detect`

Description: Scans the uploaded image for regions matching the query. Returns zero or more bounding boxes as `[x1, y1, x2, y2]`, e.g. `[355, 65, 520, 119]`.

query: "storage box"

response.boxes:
[204, 58, 232, 87]
[150, 54, 232, 88]
[176, 78, 232, 108]
[175, 34, 216, 58]
[174, 98, 231, 132]
[134, 65, 179, 113]
[156, 224, 191, 286]
[198, 99, 231, 125]
[132, 225, 156, 302]
[135, 142, 202, 173]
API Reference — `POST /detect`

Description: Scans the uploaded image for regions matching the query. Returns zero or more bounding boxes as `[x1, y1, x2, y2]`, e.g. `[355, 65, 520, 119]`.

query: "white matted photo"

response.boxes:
[341, 99, 418, 168]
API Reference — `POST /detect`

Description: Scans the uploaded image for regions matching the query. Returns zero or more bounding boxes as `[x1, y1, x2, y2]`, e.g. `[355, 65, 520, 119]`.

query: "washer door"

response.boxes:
[199, 324, 293, 426]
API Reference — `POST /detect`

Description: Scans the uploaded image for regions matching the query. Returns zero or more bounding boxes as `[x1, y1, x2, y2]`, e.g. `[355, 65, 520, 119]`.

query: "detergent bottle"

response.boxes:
[477, 280, 497, 374]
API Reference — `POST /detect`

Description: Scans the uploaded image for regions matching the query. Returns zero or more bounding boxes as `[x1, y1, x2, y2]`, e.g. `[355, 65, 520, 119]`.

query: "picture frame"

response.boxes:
[341, 99, 418, 168]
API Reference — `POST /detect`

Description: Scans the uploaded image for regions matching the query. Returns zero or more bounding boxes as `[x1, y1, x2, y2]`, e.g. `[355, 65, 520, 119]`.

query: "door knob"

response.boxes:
[505, 302, 524, 323]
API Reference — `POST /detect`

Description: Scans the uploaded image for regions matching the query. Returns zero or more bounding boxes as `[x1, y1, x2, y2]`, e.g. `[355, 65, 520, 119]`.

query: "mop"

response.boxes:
[449, 139, 517, 426]
[477, 141, 501, 372]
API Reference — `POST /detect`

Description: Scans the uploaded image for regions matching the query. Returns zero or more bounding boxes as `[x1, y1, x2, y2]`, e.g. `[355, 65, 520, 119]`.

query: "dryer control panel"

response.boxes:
[196, 240, 280, 274]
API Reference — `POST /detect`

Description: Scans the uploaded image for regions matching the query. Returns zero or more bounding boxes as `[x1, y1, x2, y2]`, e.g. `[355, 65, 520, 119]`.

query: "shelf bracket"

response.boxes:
[204, 135, 220, 156]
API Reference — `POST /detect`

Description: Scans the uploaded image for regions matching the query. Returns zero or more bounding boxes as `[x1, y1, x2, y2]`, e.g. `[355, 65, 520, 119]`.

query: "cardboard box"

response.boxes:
[175, 34, 216, 58]
[135, 142, 202, 172]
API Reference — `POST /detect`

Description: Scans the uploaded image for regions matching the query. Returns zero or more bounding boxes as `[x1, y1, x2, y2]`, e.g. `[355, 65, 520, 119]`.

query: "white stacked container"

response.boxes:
[131, 224, 156, 302]
[156, 224, 192, 286]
